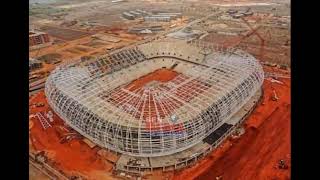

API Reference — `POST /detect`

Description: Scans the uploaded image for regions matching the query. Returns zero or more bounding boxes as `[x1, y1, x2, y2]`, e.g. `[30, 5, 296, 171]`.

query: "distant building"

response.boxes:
[144, 16, 171, 22]
[135, 9, 149, 15]
[227, 9, 238, 14]
[128, 26, 164, 34]
[232, 14, 245, 19]
[129, 11, 142, 17]
[243, 11, 254, 16]
[143, 12, 182, 22]
[139, 29, 153, 34]
[112, 0, 125, 3]
[29, 58, 43, 71]
[122, 12, 135, 20]
[29, 31, 50, 47]
[157, 12, 182, 19]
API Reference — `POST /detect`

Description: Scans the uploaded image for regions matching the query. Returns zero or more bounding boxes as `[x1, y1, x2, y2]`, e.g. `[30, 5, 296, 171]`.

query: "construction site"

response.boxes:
[29, 0, 290, 179]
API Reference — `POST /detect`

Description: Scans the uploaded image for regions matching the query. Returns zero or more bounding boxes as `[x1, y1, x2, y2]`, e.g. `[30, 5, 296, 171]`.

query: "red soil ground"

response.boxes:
[173, 76, 291, 180]
[29, 92, 112, 177]
[29, 67, 290, 180]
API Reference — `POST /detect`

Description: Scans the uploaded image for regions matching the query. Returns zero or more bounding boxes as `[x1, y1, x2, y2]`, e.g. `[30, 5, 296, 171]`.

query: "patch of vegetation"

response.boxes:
[38, 53, 62, 64]
[29, 4, 69, 17]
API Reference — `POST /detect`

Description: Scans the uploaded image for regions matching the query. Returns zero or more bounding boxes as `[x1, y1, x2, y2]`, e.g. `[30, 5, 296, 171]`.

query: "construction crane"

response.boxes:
[240, 17, 266, 60]
[36, 112, 52, 130]
[222, 16, 268, 61]
[223, 25, 262, 49]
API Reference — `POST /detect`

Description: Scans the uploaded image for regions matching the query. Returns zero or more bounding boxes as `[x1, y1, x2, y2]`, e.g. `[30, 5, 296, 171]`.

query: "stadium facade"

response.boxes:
[45, 41, 264, 160]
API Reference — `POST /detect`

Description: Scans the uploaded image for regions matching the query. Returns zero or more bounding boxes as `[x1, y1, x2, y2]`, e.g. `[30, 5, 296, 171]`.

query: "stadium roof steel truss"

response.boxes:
[45, 42, 264, 157]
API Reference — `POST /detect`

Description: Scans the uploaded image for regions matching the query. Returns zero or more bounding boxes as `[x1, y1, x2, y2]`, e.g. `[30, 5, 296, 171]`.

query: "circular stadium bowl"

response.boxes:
[45, 41, 264, 157]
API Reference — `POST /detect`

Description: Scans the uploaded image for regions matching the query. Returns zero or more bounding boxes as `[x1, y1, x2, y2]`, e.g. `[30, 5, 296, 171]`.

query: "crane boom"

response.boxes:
[241, 17, 265, 60]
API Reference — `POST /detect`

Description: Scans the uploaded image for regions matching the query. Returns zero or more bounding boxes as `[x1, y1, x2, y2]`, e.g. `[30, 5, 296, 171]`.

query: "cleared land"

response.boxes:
[29, 92, 113, 178]
[29, 1, 290, 179]
[40, 26, 91, 41]
[172, 69, 290, 180]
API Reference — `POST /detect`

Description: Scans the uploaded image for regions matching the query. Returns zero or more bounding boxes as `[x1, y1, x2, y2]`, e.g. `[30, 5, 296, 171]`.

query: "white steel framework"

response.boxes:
[45, 41, 264, 157]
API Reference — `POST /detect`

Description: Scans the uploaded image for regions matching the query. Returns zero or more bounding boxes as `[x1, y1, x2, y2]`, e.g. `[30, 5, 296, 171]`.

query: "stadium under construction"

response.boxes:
[44, 40, 264, 173]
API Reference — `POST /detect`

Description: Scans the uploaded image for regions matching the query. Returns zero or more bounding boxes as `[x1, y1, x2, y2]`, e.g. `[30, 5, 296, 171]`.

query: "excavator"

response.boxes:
[271, 89, 279, 101]
[278, 159, 288, 169]
[59, 133, 82, 144]
[54, 126, 82, 144]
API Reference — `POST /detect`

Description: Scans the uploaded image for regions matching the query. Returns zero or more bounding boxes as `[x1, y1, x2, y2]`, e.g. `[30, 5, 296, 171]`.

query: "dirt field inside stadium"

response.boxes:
[107, 68, 210, 126]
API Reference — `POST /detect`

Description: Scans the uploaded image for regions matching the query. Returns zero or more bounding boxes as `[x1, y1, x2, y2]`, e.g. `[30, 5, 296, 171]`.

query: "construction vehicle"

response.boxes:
[278, 159, 288, 169]
[35, 151, 47, 163]
[54, 125, 70, 138]
[266, 77, 283, 85]
[29, 114, 36, 119]
[35, 102, 45, 107]
[271, 90, 279, 101]
[46, 110, 54, 122]
[59, 133, 82, 144]
[29, 120, 34, 130]
[53, 60, 62, 64]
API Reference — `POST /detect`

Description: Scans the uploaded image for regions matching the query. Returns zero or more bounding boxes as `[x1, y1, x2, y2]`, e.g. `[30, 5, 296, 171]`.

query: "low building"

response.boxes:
[244, 11, 254, 16]
[144, 16, 171, 22]
[129, 11, 142, 17]
[157, 12, 182, 19]
[135, 9, 149, 15]
[227, 9, 238, 14]
[122, 12, 135, 20]
[29, 58, 43, 71]
[29, 31, 51, 48]
[128, 26, 164, 34]
[232, 14, 245, 19]
[112, 0, 126, 3]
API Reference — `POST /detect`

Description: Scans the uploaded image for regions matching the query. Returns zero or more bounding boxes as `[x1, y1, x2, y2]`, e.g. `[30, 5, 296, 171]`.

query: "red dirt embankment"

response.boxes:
[195, 104, 290, 180]
[29, 92, 111, 176]
[173, 78, 291, 180]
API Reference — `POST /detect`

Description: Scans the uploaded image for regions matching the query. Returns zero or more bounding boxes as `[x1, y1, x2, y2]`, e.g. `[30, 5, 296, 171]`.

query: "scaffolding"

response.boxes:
[45, 41, 264, 157]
